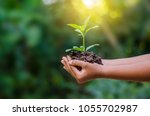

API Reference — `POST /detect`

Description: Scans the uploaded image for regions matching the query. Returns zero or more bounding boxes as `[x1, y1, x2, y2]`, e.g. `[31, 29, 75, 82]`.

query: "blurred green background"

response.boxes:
[0, 0, 150, 99]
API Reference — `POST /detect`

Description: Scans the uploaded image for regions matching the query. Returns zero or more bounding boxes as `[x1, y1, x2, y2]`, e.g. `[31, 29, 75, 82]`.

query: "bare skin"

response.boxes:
[61, 54, 150, 84]
[103, 54, 150, 65]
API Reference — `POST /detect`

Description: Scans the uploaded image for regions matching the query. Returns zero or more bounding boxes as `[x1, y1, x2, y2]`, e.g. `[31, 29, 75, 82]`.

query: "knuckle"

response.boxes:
[72, 60, 75, 64]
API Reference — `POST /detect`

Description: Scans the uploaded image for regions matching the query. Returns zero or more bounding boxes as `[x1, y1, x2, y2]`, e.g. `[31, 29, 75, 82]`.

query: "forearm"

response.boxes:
[99, 61, 150, 82]
[102, 54, 150, 65]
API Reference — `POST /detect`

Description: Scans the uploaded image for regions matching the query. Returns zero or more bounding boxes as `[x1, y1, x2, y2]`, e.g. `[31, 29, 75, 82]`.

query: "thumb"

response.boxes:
[69, 60, 85, 67]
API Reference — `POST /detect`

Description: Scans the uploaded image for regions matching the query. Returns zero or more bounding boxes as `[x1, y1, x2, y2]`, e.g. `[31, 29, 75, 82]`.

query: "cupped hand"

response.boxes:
[61, 56, 103, 84]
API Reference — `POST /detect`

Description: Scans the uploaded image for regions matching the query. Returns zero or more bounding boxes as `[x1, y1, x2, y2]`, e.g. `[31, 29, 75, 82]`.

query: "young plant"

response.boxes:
[66, 17, 99, 52]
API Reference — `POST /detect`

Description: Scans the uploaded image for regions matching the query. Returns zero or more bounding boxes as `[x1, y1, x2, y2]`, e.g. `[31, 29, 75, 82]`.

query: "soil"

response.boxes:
[68, 51, 103, 65]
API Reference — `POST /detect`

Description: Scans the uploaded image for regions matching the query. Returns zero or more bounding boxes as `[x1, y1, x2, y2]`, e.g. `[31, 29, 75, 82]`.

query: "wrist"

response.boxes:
[96, 65, 108, 77]
[99, 65, 111, 78]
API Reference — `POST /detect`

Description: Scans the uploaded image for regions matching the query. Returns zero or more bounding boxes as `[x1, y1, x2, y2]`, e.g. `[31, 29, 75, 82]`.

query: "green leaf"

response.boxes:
[75, 29, 84, 37]
[80, 46, 84, 51]
[81, 16, 90, 33]
[84, 16, 90, 30]
[67, 24, 81, 30]
[81, 25, 85, 33]
[85, 26, 99, 35]
[65, 49, 72, 52]
[86, 44, 100, 51]
[65, 46, 83, 52]
[73, 46, 79, 49]
[72, 46, 84, 52]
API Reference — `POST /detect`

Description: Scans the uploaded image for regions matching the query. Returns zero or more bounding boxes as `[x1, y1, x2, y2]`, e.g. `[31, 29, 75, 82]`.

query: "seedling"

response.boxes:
[65, 17, 103, 65]
[66, 17, 99, 52]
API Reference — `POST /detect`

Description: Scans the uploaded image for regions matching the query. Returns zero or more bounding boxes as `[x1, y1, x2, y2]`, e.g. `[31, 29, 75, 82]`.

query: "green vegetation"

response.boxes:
[66, 17, 99, 52]
[0, 0, 150, 99]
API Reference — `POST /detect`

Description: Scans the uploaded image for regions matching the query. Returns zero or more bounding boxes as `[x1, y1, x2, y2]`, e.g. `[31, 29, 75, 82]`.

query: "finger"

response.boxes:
[63, 66, 66, 70]
[63, 57, 83, 82]
[61, 60, 65, 66]
[63, 57, 70, 68]
[66, 57, 78, 77]
[63, 66, 70, 73]
[67, 56, 72, 61]
[63, 61, 75, 77]
[67, 56, 82, 75]
[69, 60, 86, 67]
[63, 57, 76, 77]
[61, 59, 70, 72]
[62, 57, 70, 68]
[61, 60, 65, 65]
[70, 66, 83, 83]
[70, 65, 80, 76]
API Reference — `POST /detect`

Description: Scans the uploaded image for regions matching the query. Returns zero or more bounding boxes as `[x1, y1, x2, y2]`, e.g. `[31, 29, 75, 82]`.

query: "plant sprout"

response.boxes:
[66, 17, 99, 52]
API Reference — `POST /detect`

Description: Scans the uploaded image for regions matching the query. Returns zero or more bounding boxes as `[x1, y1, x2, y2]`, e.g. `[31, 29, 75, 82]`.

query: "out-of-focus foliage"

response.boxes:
[0, 0, 150, 98]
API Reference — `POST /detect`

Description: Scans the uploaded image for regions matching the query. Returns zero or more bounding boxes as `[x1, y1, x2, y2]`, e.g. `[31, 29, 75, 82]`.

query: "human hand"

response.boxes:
[61, 56, 103, 84]
[61, 54, 150, 83]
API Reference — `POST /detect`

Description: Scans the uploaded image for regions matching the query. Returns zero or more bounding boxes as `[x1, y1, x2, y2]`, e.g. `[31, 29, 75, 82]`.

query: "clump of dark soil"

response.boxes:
[68, 51, 103, 65]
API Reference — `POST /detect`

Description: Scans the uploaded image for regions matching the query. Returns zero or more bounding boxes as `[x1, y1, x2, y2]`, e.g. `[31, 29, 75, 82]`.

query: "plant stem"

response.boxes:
[83, 35, 85, 51]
